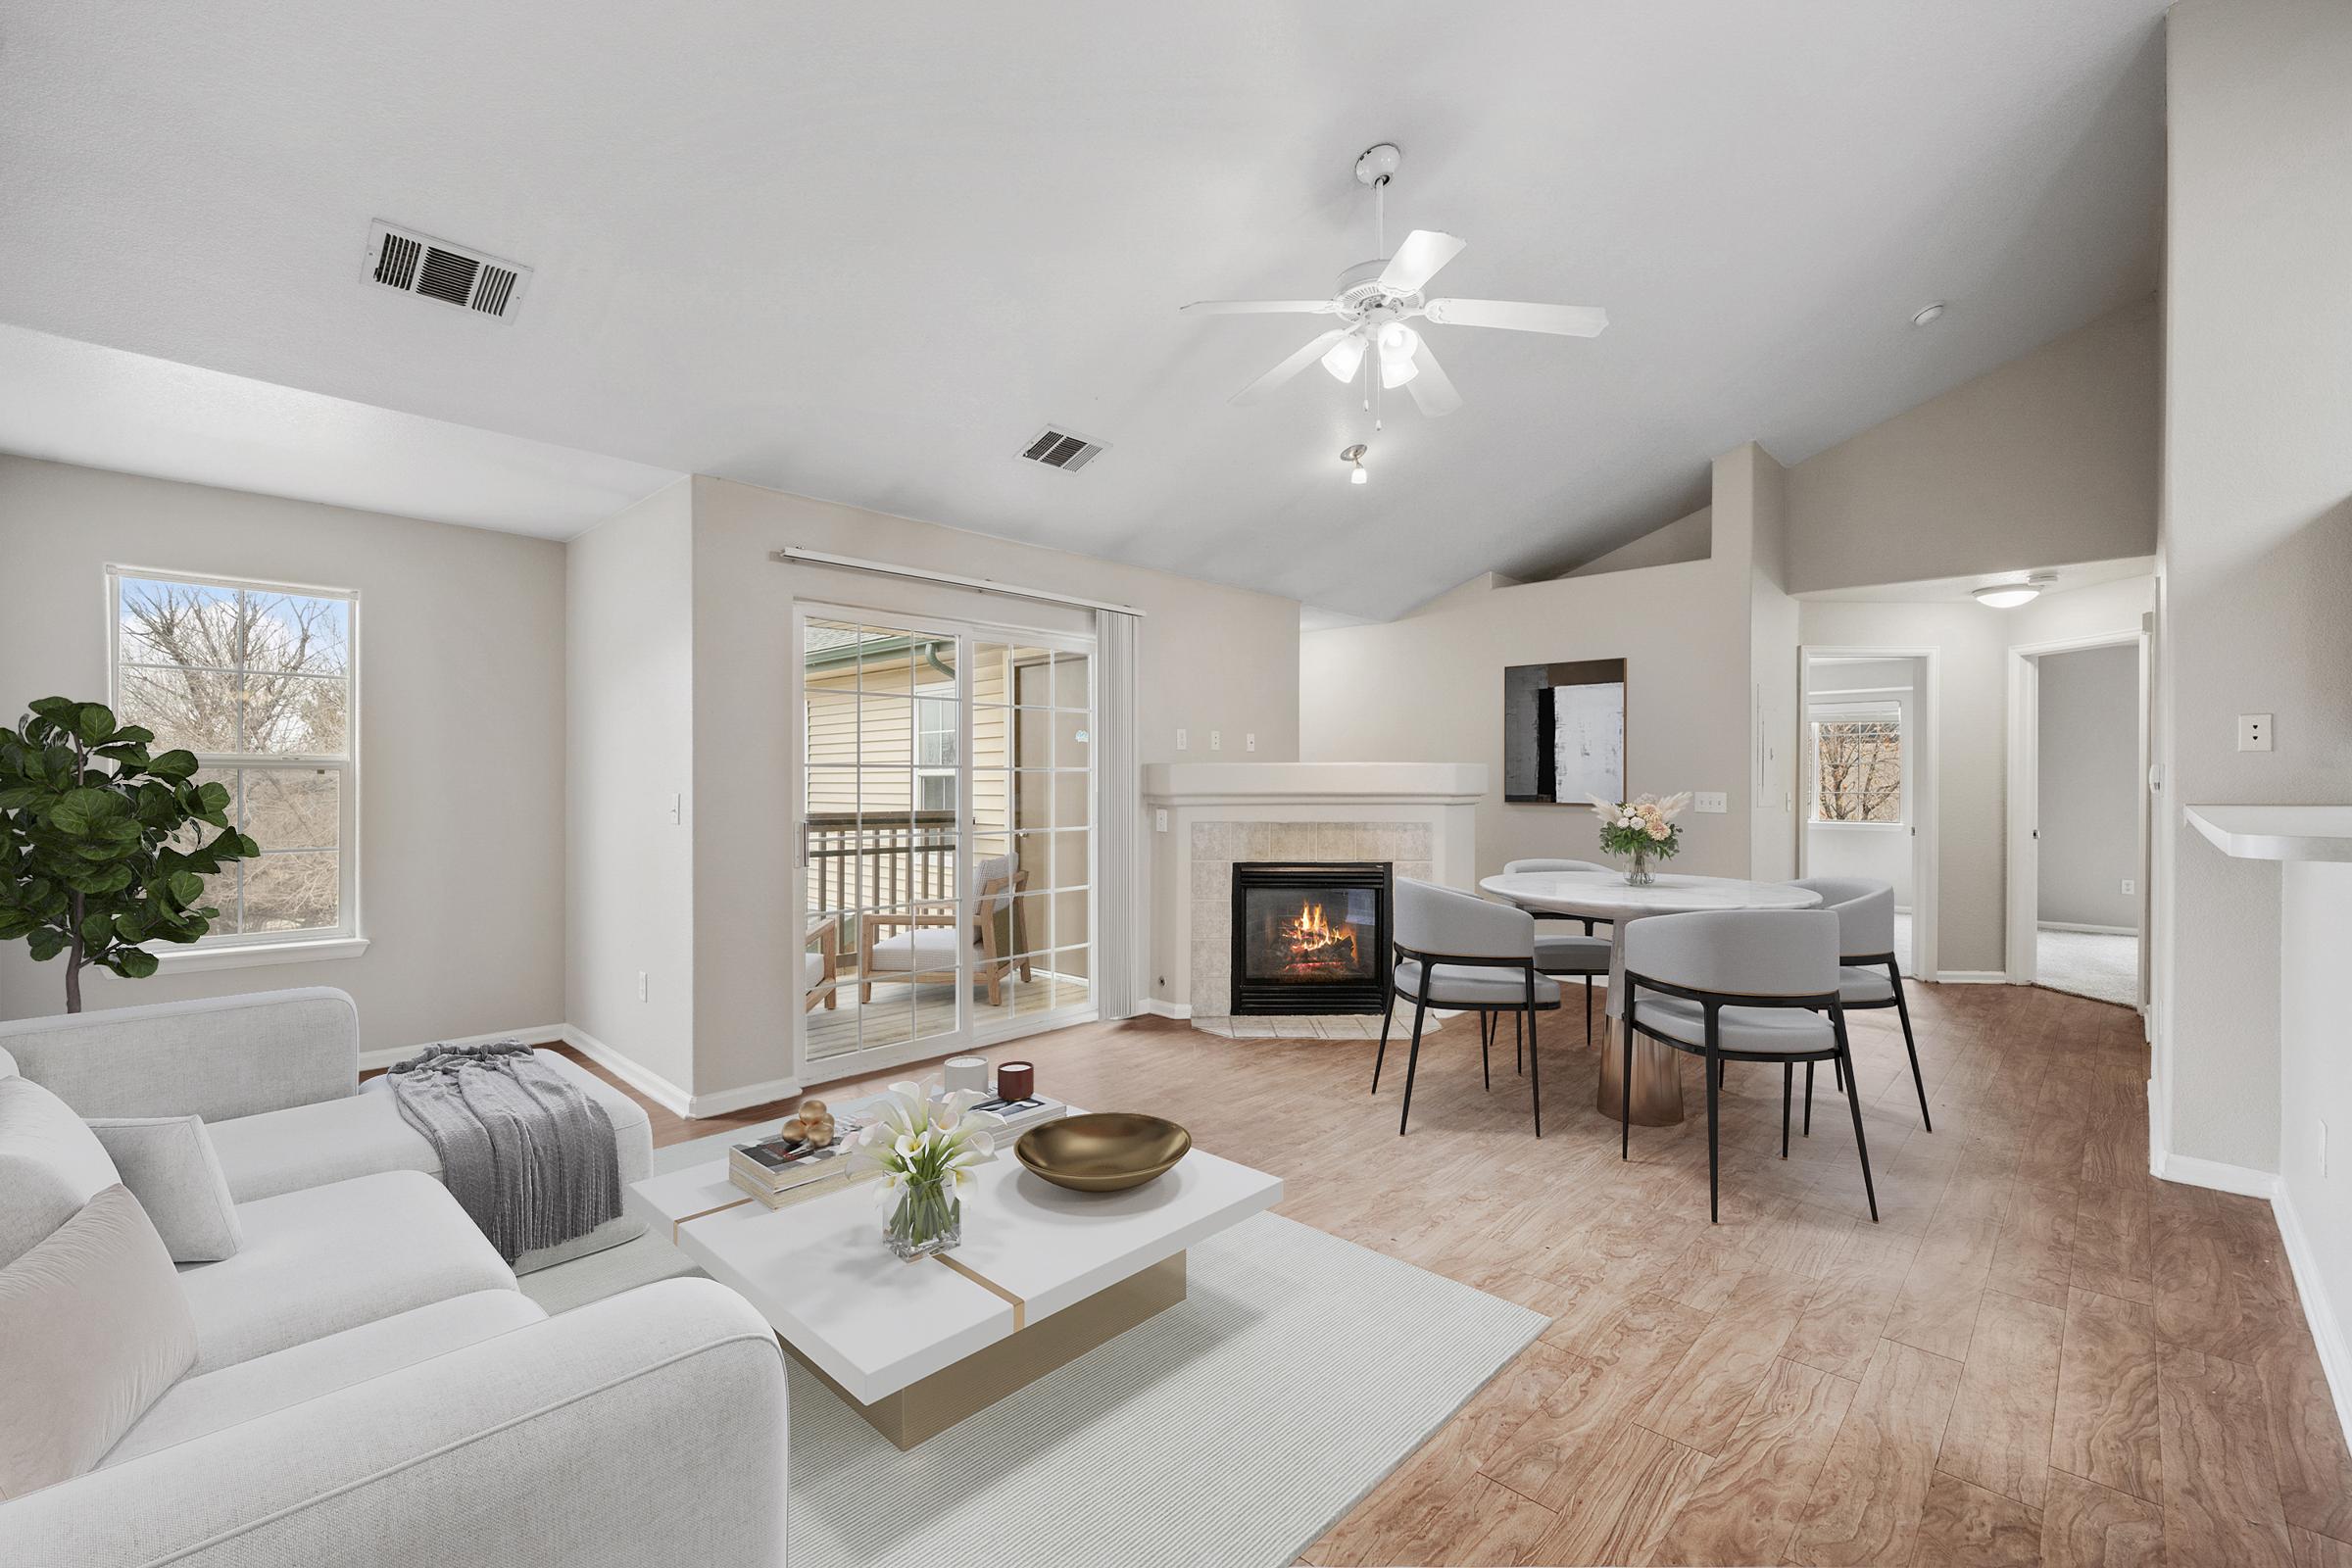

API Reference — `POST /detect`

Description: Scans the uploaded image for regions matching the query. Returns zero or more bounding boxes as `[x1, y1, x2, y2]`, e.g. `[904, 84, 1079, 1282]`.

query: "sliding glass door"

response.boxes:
[795, 606, 1096, 1085]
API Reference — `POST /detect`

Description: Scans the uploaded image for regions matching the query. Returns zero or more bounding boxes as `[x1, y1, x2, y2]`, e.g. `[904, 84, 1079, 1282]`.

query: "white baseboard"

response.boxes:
[2145, 1082, 2280, 1197]
[559, 1024, 695, 1119]
[2273, 1183, 2352, 1454]
[1139, 999, 1193, 1020]
[2038, 920, 2139, 937]
[358, 1024, 566, 1073]
[1934, 970, 2010, 985]
[683, 1072, 803, 1120]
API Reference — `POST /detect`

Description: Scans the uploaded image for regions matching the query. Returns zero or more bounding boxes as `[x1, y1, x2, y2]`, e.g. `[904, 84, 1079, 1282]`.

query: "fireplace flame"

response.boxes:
[1279, 901, 1359, 968]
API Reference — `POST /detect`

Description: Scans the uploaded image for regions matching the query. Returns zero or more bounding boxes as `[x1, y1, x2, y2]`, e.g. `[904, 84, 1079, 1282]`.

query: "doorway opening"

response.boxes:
[1797, 648, 1937, 979]
[2006, 634, 2148, 1009]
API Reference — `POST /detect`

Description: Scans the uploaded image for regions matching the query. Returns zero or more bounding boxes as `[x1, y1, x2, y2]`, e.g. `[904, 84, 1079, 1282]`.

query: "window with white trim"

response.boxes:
[108, 567, 358, 947]
[1808, 701, 1903, 824]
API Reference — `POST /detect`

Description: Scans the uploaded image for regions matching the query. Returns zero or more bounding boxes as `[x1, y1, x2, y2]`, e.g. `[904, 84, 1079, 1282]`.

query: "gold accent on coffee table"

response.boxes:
[1015, 1113, 1192, 1192]
[783, 1251, 1188, 1448]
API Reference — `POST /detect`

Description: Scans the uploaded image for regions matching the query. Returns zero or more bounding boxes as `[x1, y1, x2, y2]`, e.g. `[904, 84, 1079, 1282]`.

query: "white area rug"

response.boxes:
[524, 1129, 1545, 1568]
[2036, 925, 2138, 1007]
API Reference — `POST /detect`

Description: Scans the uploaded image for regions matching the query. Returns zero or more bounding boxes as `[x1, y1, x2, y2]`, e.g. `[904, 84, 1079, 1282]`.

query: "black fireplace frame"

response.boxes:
[1229, 861, 1394, 1015]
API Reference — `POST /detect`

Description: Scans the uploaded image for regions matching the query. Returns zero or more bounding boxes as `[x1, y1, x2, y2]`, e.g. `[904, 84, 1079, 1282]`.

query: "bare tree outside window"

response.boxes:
[112, 573, 354, 941]
[1812, 715, 1902, 823]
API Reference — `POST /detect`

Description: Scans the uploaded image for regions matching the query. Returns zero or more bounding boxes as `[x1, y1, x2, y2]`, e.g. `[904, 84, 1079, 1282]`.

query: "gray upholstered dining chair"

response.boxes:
[1620, 908, 1878, 1224]
[1500, 858, 1611, 1055]
[1374, 878, 1562, 1138]
[1793, 877, 1931, 1133]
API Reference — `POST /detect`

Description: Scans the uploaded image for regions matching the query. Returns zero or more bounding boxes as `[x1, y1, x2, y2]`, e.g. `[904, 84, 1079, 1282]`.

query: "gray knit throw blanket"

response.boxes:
[386, 1042, 621, 1262]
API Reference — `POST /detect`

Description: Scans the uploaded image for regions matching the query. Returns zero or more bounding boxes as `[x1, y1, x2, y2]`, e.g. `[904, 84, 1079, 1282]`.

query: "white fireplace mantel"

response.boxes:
[1143, 761, 1486, 806]
[1144, 761, 1486, 1019]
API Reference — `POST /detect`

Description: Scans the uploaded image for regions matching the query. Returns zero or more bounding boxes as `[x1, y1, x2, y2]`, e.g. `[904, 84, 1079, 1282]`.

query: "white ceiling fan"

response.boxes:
[1182, 143, 1606, 419]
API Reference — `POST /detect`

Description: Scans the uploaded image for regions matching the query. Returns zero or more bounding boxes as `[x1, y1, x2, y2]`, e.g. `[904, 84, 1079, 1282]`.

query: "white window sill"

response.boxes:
[150, 937, 370, 973]
[1807, 820, 1910, 831]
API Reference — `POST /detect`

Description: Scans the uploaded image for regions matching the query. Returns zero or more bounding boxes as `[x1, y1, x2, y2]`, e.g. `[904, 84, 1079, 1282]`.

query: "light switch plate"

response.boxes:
[2238, 713, 2273, 752]
[1692, 791, 1728, 814]
[1154, 808, 1169, 833]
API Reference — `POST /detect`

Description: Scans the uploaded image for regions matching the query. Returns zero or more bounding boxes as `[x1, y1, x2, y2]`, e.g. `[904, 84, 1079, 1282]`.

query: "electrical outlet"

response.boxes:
[1210, 730, 1222, 751]
[1692, 792, 1728, 814]
[2238, 712, 2274, 752]
[1176, 727, 1188, 751]
[2121, 878, 2135, 896]
[1246, 732, 1256, 753]
[1154, 808, 1169, 833]
[636, 971, 649, 1003]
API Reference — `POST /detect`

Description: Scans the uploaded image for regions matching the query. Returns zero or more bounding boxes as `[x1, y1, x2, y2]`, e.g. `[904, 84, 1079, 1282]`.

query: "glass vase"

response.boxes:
[1623, 845, 1656, 887]
[884, 1176, 961, 1260]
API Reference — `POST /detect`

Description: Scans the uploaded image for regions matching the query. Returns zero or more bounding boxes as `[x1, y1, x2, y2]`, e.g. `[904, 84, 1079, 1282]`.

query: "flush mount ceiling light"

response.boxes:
[1342, 443, 1368, 484]
[1911, 302, 1948, 327]
[1973, 572, 2053, 608]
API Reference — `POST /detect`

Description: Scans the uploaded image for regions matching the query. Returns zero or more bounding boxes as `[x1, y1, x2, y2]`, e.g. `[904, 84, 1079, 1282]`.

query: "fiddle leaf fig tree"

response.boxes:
[0, 697, 260, 1012]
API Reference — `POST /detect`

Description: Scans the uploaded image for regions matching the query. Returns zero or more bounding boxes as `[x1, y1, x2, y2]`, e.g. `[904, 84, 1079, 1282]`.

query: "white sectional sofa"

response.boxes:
[0, 990, 788, 1566]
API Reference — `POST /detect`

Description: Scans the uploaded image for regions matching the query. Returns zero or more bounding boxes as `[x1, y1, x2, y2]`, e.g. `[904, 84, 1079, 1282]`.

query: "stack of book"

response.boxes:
[727, 1119, 876, 1210]
[969, 1094, 1069, 1138]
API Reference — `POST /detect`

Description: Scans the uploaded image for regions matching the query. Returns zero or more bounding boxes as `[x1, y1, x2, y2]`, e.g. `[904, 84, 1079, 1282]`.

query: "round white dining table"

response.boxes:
[1476, 869, 1823, 1127]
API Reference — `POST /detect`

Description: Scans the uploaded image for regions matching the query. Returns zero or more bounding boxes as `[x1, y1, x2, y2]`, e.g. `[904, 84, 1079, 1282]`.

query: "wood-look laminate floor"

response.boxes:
[560, 980, 2352, 1568]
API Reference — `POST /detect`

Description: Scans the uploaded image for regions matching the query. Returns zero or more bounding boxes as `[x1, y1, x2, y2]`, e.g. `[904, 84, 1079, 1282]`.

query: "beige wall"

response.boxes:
[1561, 506, 1712, 579]
[2036, 644, 2142, 930]
[1786, 301, 2159, 595]
[1303, 456, 1767, 882]
[684, 475, 1299, 1102]
[1798, 575, 2151, 975]
[0, 456, 566, 1054]
[1733, 446, 1799, 879]
[565, 481, 696, 1094]
[2160, 0, 2352, 1195]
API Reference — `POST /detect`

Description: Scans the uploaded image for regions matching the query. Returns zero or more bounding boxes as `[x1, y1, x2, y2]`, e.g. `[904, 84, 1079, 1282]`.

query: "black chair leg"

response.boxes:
[1891, 968, 1932, 1132]
[1834, 1016, 1879, 1222]
[1584, 976, 1592, 1045]
[1526, 1001, 1543, 1138]
[1480, 1011, 1492, 1091]
[1782, 1062, 1792, 1158]
[1803, 1060, 1814, 1135]
[1372, 985, 1395, 1093]
[1397, 999, 1430, 1136]
[1704, 1043, 1722, 1223]
[1620, 1004, 1636, 1159]
[1515, 1010, 1524, 1075]
[1834, 1055, 1844, 1093]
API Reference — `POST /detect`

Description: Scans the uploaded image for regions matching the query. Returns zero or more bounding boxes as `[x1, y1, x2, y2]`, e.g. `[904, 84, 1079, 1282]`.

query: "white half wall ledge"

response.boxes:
[2185, 805, 2352, 861]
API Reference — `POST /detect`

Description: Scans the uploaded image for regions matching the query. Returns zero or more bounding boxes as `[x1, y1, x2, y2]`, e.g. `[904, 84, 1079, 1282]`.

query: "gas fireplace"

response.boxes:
[1229, 861, 1393, 1015]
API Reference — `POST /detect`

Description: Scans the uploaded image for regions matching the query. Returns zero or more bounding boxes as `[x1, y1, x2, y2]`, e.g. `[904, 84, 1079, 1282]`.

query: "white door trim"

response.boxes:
[1796, 645, 1940, 981]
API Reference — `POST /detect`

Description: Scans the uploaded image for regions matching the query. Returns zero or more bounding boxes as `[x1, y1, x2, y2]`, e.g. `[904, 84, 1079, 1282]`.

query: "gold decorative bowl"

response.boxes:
[1015, 1113, 1192, 1193]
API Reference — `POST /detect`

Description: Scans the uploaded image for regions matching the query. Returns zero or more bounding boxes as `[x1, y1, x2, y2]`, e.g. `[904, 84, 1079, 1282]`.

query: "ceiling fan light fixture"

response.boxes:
[1378, 323, 1421, 388]
[1321, 332, 1368, 382]
[1342, 443, 1368, 484]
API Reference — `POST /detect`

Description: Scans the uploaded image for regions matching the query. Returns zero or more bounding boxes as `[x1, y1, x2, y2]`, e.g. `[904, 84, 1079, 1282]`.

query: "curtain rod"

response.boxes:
[770, 547, 1145, 617]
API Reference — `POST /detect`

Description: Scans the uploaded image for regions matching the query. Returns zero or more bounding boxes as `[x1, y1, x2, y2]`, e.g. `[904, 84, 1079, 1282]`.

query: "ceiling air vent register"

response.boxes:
[365, 221, 531, 319]
[1020, 427, 1105, 472]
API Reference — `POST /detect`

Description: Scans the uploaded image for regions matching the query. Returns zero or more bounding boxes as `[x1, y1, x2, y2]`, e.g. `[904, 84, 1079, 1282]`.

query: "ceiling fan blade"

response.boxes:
[1181, 298, 1337, 315]
[1421, 298, 1608, 337]
[1377, 230, 1467, 295]
[1405, 338, 1463, 416]
[1231, 328, 1350, 405]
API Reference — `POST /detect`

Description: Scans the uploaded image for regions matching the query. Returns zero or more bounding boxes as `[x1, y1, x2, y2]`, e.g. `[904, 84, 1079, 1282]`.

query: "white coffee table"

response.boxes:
[629, 1130, 1281, 1447]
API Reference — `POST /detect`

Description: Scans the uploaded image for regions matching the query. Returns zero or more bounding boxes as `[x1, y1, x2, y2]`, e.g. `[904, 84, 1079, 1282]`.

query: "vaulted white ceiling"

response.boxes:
[0, 2, 2165, 618]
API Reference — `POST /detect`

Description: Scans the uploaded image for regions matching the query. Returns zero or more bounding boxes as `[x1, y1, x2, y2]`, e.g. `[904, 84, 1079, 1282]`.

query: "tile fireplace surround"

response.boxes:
[1142, 763, 1485, 1020]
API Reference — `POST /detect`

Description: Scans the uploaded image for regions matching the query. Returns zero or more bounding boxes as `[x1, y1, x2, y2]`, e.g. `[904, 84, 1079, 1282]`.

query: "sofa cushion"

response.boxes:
[0, 1042, 16, 1078]
[0, 1184, 196, 1498]
[176, 1170, 515, 1375]
[0, 1076, 121, 1269]
[103, 1289, 545, 1467]
[87, 1117, 243, 1263]
[209, 1049, 653, 1202]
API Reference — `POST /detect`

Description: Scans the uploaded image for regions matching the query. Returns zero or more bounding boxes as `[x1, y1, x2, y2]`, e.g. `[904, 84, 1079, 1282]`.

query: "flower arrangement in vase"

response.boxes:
[1589, 792, 1691, 886]
[851, 1081, 1005, 1259]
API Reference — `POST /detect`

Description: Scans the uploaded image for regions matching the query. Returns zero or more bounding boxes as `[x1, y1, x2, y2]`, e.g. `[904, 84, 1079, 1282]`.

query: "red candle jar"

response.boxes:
[998, 1060, 1035, 1102]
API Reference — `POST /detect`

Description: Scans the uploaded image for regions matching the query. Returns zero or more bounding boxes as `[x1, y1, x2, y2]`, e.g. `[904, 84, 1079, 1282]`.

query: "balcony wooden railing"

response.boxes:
[805, 811, 961, 929]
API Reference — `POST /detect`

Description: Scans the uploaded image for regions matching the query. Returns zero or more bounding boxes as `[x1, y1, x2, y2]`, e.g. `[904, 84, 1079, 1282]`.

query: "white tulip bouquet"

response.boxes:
[851, 1080, 1005, 1258]
[1589, 791, 1691, 885]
